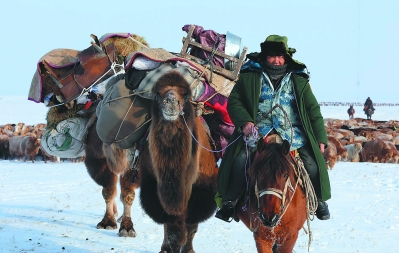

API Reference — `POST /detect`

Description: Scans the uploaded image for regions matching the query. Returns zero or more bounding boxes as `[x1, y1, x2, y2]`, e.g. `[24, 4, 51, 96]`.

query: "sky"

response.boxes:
[1, 0, 398, 103]
[1, 100, 399, 253]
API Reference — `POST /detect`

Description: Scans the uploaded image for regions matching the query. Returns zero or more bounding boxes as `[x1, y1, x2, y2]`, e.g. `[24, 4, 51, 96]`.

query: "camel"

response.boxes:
[32, 33, 149, 237]
[138, 71, 218, 252]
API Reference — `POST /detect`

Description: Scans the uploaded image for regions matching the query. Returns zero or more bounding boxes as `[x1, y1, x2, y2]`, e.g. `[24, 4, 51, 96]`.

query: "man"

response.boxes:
[215, 35, 331, 222]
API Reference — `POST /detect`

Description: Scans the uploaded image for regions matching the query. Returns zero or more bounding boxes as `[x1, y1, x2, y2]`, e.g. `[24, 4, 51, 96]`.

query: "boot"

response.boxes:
[316, 200, 330, 220]
[215, 200, 236, 222]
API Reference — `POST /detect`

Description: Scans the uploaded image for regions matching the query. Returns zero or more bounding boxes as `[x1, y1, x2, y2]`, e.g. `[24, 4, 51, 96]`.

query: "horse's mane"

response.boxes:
[248, 143, 292, 183]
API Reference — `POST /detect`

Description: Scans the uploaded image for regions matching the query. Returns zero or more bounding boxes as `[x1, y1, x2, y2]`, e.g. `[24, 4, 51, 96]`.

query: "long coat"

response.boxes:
[217, 70, 331, 202]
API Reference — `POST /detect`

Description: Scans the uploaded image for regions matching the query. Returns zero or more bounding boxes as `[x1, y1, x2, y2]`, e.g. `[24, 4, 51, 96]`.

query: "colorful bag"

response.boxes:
[41, 117, 88, 158]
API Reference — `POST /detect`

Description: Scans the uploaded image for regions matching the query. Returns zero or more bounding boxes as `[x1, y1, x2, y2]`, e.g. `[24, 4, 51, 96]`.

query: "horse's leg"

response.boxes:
[254, 230, 275, 253]
[160, 218, 187, 253]
[181, 223, 198, 253]
[274, 232, 298, 253]
[117, 169, 139, 237]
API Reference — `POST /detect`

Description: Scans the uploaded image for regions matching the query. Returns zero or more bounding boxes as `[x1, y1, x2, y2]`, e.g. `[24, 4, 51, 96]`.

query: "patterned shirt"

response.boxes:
[256, 72, 308, 150]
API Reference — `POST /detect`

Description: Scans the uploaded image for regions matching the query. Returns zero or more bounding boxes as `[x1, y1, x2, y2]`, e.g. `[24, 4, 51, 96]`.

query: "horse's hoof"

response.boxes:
[118, 229, 137, 237]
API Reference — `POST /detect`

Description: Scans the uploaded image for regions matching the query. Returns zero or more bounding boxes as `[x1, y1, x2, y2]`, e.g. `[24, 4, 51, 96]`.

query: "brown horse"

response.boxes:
[138, 71, 218, 253]
[235, 136, 308, 253]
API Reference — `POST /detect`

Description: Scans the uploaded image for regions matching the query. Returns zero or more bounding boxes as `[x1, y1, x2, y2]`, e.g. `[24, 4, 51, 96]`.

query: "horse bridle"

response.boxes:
[255, 156, 302, 227]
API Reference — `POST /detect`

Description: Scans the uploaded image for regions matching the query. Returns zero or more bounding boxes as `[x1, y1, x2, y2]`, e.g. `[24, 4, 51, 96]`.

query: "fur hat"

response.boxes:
[246, 34, 305, 71]
[260, 35, 296, 57]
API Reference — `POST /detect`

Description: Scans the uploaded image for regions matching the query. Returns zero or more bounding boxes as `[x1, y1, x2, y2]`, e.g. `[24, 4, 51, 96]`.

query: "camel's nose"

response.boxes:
[163, 92, 178, 105]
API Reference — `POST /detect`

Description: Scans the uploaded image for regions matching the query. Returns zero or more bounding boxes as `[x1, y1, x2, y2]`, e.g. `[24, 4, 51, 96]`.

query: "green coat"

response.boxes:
[217, 70, 331, 202]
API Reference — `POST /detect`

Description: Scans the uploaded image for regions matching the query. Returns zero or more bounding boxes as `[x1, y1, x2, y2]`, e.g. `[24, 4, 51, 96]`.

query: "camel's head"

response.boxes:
[152, 71, 192, 121]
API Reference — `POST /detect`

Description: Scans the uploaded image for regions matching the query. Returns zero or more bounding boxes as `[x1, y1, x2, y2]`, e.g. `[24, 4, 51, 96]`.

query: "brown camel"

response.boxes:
[36, 34, 149, 238]
[138, 71, 218, 253]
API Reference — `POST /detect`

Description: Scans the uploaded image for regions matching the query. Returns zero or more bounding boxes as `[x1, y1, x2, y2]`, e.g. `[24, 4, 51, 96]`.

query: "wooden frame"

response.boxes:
[180, 25, 248, 81]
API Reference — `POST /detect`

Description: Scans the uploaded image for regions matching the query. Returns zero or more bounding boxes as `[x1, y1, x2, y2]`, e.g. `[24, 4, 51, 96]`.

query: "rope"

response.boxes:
[200, 33, 223, 83]
[128, 36, 150, 49]
[181, 113, 242, 153]
[48, 62, 124, 109]
[295, 155, 318, 251]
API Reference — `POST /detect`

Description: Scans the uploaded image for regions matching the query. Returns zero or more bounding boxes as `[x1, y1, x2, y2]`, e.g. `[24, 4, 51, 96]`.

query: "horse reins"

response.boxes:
[254, 153, 302, 226]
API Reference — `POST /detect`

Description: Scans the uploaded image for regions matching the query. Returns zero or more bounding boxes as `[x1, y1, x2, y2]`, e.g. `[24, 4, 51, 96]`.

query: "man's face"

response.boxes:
[266, 55, 285, 66]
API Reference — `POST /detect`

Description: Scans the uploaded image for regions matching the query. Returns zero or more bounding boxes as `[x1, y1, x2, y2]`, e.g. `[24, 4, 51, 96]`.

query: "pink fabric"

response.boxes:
[99, 33, 131, 43]
[182, 25, 225, 68]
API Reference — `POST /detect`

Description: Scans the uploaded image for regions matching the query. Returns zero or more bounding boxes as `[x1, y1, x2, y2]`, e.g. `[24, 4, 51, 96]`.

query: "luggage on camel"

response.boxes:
[41, 117, 88, 158]
[95, 73, 152, 149]
[41, 42, 118, 104]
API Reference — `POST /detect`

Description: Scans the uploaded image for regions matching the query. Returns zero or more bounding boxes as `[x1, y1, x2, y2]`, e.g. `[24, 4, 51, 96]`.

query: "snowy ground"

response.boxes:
[1, 96, 399, 253]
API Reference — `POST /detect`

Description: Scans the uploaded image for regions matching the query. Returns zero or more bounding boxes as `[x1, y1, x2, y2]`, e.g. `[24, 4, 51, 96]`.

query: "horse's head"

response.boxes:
[152, 70, 192, 122]
[248, 138, 297, 228]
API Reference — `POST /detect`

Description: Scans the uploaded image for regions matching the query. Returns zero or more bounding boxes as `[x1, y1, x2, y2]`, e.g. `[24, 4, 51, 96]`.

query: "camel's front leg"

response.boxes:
[117, 169, 139, 237]
[181, 223, 198, 253]
[160, 217, 187, 253]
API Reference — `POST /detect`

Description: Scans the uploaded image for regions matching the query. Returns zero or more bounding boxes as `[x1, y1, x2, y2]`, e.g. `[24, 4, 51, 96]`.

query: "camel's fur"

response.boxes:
[138, 71, 218, 252]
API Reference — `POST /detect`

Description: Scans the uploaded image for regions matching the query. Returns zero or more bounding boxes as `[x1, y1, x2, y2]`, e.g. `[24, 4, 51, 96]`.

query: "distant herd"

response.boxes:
[0, 122, 84, 163]
[323, 118, 399, 169]
[1, 117, 398, 167]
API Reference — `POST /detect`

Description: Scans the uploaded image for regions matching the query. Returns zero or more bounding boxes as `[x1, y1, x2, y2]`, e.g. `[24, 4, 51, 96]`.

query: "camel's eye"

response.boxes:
[183, 94, 189, 102]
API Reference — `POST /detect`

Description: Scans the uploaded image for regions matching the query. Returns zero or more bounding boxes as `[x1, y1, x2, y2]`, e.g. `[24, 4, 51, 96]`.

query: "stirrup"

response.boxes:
[215, 200, 236, 222]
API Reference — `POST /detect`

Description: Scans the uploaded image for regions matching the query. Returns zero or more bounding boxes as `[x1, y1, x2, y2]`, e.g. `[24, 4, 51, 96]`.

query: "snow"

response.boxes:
[1, 96, 399, 253]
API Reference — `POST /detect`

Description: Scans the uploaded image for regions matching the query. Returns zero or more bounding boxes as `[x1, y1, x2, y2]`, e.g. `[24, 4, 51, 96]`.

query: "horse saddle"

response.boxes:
[42, 42, 116, 104]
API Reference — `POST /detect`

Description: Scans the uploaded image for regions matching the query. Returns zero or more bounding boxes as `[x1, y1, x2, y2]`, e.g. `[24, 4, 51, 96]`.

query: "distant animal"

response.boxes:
[19, 136, 41, 162]
[365, 108, 374, 120]
[345, 143, 363, 162]
[361, 140, 392, 163]
[9, 136, 24, 160]
[328, 135, 348, 161]
[138, 71, 218, 252]
[323, 141, 337, 169]
[39, 147, 60, 163]
[0, 134, 10, 160]
[235, 137, 307, 253]
[384, 141, 399, 164]
[347, 106, 355, 119]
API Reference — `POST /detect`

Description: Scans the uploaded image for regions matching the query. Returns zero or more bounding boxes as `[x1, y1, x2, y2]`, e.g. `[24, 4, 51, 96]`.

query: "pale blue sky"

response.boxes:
[1, 0, 398, 103]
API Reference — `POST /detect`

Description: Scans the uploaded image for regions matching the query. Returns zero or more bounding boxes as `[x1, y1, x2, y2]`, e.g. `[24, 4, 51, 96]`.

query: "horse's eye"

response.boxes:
[154, 93, 160, 101]
[184, 94, 189, 102]
[283, 174, 289, 179]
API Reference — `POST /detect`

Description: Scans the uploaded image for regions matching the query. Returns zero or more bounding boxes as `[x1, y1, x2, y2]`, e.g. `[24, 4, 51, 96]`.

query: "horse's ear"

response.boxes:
[282, 140, 290, 155]
[257, 137, 266, 153]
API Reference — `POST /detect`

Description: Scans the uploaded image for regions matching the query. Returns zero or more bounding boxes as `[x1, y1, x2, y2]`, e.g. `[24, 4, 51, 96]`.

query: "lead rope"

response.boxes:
[293, 154, 318, 251]
[180, 110, 242, 153]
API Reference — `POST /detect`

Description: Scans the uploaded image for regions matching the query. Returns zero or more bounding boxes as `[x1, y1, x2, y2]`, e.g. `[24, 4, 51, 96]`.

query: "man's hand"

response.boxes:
[319, 143, 325, 153]
[242, 122, 258, 136]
